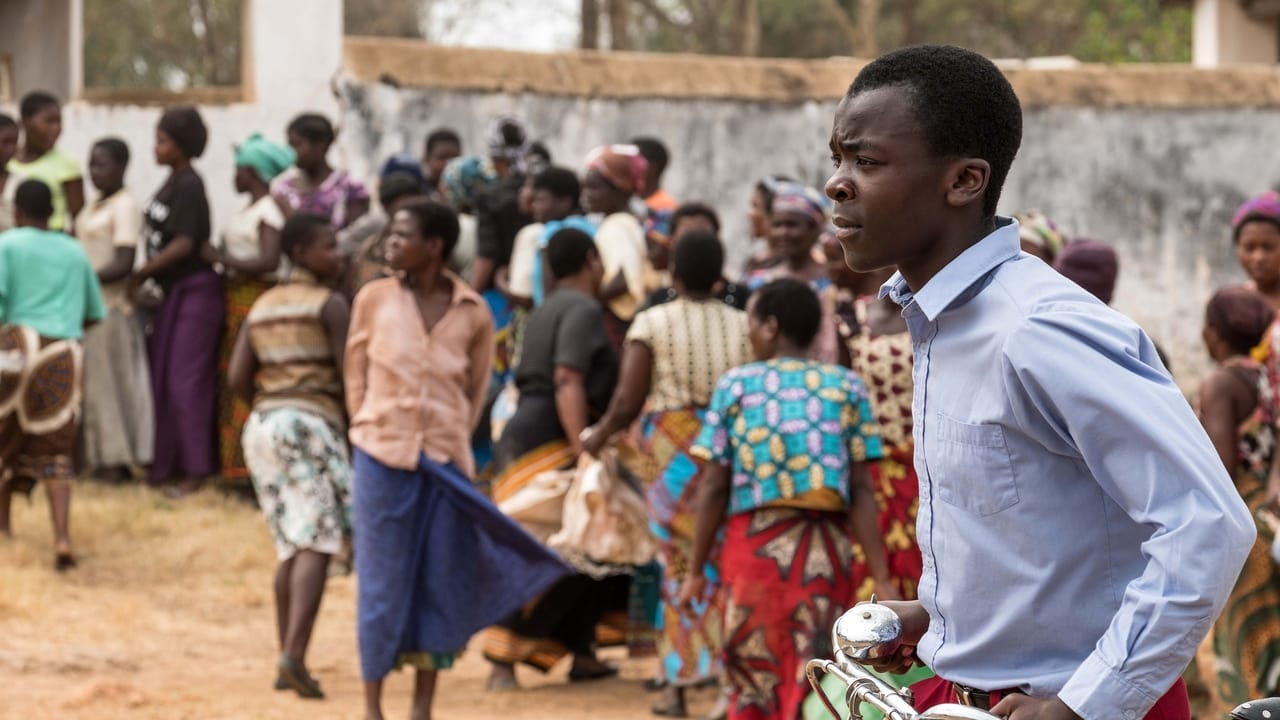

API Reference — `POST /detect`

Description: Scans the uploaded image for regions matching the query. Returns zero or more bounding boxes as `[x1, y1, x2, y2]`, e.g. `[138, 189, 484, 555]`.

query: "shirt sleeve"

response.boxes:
[167, 174, 209, 243]
[843, 371, 883, 462]
[691, 371, 737, 466]
[1000, 305, 1255, 720]
[465, 303, 495, 430]
[259, 197, 286, 231]
[553, 300, 606, 373]
[344, 286, 373, 419]
[595, 215, 647, 302]
[344, 176, 370, 203]
[624, 307, 655, 347]
[111, 194, 143, 248]
[53, 149, 83, 183]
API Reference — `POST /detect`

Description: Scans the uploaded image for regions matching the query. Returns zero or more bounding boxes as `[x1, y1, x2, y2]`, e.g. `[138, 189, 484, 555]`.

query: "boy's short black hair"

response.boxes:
[848, 45, 1022, 218]
[0, 113, 16, 130]
[281, 213, 332, 259]
[527, 141, 552, 165]
[751, 278, 822, 349]
[399, 200, 461, 259]
[425, 128, 461, 155]
[630, 136, 669, 176]
[93, 138, 130, 169]
[670, 202, 721, 235]
[287, 113, 336, 145]
[672, 230, 724, 294]
[14, 179, 54, 221]
[545, 227, 597, 281]
[19, 91, 59, 120]
[531, 166, 581, 201]
[379, 171, 427, 208]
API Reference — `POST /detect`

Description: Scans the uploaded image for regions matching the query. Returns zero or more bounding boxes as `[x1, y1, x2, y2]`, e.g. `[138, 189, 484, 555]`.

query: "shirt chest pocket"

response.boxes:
[932, 413, 1019, 517]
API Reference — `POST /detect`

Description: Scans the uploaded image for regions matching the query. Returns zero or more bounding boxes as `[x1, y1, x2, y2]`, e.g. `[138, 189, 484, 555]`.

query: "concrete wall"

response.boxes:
[0, 0, 77, 100]
[333, 72, 1280, 382]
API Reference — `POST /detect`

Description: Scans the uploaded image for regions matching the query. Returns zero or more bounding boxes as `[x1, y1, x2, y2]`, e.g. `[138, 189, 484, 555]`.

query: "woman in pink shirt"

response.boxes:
[344, 199, 567, 720]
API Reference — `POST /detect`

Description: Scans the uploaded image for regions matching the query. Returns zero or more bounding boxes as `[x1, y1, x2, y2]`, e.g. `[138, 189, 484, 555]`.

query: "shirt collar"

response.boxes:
[879, 217, 1021, 321]
[444, 270, 482, 307]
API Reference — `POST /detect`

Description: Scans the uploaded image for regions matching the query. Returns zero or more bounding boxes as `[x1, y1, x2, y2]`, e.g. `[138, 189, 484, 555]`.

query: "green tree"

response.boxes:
[83, 0, 242, 90]
[610, 0, 1191, 62]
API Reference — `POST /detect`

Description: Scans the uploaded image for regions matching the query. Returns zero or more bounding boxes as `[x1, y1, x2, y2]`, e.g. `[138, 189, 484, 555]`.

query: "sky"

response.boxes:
[427, 0, 581, 52]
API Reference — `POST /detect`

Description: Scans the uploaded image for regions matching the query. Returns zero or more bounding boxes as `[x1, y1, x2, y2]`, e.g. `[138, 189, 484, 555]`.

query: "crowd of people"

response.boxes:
[0, 41, 1277, 720]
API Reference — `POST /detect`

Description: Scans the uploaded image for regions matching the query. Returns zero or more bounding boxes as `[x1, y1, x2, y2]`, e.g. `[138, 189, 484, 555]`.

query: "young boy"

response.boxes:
[826, 45, 1254, 720]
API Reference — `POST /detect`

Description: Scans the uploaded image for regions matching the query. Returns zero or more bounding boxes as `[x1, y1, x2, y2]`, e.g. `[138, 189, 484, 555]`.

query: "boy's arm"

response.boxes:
[1002, 308, 1254, 720]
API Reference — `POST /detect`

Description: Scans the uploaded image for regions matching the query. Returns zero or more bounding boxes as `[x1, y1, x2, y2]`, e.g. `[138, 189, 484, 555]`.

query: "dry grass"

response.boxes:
[0, 482, 717, 719]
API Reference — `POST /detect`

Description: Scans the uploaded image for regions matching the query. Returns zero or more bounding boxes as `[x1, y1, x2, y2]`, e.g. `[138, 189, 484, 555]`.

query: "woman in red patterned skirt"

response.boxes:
[824, 238, 923, 600]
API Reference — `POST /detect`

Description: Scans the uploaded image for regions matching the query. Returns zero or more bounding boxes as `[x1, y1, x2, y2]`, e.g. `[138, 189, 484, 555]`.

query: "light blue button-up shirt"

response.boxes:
[883, 218, 1255, 720]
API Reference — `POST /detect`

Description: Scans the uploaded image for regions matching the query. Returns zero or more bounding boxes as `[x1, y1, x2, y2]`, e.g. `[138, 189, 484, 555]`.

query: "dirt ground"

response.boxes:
[0, 483, 723, 720]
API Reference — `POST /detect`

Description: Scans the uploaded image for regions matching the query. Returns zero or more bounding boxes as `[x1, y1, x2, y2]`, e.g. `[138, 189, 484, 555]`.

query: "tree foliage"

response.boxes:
[83, 0, 242, 89]
[609, 0, 1191, 62]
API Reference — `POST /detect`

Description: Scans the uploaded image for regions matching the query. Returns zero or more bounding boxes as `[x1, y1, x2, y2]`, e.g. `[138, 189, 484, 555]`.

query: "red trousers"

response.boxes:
[909, 675, 1191, 720]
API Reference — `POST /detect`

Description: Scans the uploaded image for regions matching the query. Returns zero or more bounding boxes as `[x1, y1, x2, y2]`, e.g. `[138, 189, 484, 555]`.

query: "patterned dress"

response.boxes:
[842, 296, 923, 600]
[241, 271, 351, 561]
[692, 358, 882, 720]
[1202, 357, 1280, 715]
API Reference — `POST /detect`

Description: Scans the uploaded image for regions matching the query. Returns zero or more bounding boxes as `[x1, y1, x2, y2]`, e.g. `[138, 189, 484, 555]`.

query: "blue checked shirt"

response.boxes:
[882, 218, 1254, 720]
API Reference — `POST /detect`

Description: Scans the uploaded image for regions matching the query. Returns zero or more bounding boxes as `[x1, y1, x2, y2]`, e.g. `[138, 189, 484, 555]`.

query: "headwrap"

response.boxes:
[441, 155, 498, 212]
[768, 181, 829, 228]
[1232, 190, 1280, 239]
[158, 106, 208, 159]
[379, 152, 426, 183]
[1054, 238, 1119, 305]
[486, 115, 529, 172]
[1014, 211, 1066, 260]
[584, 144, 648, 197]
[234, 133, 295, 184]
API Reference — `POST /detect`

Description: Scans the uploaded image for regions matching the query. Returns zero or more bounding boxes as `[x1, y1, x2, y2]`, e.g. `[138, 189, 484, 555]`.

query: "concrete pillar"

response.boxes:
[1193, 0, 1279, 66]
[246, 0, 344, 115]
[0, 0, 77, 100]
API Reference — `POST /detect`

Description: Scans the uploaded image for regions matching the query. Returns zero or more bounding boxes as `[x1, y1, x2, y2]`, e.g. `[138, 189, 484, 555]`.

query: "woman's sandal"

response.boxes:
[278, 654, 325, 699]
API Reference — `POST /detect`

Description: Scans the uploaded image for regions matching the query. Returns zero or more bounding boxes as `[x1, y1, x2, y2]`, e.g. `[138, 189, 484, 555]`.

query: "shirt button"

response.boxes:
[1124, 711, 1136, 719]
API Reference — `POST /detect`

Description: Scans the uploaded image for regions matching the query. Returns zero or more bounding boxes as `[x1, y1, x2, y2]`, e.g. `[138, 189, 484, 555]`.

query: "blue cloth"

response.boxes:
[691, 358, 883, 516]
[532, 215, 597, 307]
[880, 217, 1254, 720]
[352, 449, 570, 681]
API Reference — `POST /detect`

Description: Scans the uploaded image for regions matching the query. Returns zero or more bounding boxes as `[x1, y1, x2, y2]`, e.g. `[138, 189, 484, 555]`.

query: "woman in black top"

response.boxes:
[484, 227, 624, 690]
[132, 106, 225, 496]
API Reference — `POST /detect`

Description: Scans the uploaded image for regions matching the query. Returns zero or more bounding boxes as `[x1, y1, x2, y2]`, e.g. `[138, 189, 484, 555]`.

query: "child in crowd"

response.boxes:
[75, 138, 153, 481]
[681, 277, 894, 720]
[0, 180, 106, 570]
[0, 114, 18, 233]
[274, 113, 370, 231]
[345, 199, 567, 720]
[7, 92, 83, 232]
[230, 213, 353, 701]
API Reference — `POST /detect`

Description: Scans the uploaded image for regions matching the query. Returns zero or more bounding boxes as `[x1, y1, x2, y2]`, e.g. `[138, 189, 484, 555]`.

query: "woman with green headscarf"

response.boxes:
[203, 132, 295, 486]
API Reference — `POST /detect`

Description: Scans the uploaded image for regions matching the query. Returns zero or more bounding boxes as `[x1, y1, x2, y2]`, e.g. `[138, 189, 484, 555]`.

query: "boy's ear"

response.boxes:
[945, 158, 990, 211]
